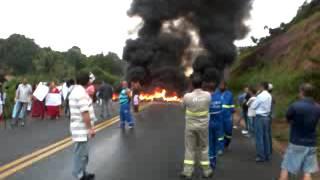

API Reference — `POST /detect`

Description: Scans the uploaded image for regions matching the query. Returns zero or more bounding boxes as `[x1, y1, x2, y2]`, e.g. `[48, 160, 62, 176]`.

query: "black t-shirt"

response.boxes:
[242, 93, 251, 113]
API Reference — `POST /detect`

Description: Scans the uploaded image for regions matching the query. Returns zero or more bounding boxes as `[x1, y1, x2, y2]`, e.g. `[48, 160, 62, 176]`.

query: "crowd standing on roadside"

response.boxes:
[180, 73, 320, 180]
[0, 73, 119, 130]
[1, 71, 319, 180]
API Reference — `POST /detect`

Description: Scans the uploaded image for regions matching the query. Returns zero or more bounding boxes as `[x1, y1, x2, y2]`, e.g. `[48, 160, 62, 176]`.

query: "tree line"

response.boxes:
[0, 34, 126, 85]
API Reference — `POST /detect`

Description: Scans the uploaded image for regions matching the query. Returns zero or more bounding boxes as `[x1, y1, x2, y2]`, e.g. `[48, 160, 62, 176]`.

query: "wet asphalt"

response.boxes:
[5, 103, 281, 180]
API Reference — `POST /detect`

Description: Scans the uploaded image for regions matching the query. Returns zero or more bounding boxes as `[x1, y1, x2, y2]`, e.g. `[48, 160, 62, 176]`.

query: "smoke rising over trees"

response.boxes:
[123, 0, 253, 94]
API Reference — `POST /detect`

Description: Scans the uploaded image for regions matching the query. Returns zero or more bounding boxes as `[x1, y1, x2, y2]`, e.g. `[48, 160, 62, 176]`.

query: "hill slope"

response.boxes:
[230, 10, 320, 117]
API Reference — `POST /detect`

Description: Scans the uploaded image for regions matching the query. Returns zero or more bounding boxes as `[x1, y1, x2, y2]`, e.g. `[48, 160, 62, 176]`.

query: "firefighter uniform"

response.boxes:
[181, 89, 212, 178]
[219, 89, 235, 148]
[208, 90, 224, 169]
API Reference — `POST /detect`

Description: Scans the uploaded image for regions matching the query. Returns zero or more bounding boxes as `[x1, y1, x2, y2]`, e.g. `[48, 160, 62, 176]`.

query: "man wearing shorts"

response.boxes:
[279, 83, 320, 180]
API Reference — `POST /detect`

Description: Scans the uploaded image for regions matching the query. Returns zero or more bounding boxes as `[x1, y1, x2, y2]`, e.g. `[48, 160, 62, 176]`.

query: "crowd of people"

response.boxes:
[0, 74, 115, 129]
[181, 75, 320, 180]
[1, 72, 319, 180]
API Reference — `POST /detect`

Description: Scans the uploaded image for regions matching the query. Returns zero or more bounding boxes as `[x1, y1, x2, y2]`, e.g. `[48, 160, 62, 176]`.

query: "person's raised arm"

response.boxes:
[251, 96, 261, 110]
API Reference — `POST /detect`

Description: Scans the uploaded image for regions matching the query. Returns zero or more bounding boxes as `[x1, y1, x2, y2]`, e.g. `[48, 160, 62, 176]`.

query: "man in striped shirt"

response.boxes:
[69, 72, 96, 180]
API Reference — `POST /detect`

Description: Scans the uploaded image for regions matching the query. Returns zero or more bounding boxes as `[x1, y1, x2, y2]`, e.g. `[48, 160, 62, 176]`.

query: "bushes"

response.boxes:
[229, 64, 303, 118]
[2, 79, 19, 119]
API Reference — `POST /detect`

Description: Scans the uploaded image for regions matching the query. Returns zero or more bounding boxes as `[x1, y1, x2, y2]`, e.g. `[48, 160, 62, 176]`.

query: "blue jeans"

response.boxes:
[73, 141, 89, 179]
[255, 115, 272, 160]
[12, 101, 27, 125]
[120, 103, 134, 128]
[247, 116, 255, 136]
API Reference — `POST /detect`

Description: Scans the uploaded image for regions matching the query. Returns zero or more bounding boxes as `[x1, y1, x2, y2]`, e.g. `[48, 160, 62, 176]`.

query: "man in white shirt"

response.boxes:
[69, 72, 96, 180]
[252, 82, 273, 162]
[13, 78, 32, 127]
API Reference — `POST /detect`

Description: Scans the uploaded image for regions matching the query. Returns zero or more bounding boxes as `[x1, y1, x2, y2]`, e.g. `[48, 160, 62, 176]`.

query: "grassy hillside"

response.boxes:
[230, 11, 320, 117]
[229, 5, 320, 155]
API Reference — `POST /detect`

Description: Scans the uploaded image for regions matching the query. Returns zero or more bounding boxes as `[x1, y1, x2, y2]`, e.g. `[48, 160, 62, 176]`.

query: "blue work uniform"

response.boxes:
[119, 88, 134, 128]
[208, 90, 224, 169]
[219, 89, 235, 148]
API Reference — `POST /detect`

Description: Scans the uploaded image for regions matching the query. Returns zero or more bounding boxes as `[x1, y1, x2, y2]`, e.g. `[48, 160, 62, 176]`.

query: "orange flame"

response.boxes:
[112, 93, 119, 101]
[139, 88, 181, 102]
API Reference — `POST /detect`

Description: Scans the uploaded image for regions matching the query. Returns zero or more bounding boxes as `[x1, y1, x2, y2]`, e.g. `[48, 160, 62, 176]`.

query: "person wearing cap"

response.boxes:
[86, 73, 96, 101]
[181, 75, 212, 179]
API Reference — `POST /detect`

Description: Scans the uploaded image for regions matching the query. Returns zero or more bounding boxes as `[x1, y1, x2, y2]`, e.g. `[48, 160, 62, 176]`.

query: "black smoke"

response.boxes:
[123, 0, 253, 95]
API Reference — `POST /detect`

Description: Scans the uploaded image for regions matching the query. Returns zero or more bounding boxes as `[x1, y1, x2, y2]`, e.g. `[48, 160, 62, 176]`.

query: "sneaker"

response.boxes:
[80, 173, 95, 180]
[233, 125, 238, 129]
[20, 122, 25, 127]
[217, 150, 223, 156]
[241, 130, 248, 135]
[85, 173, 95, 180]
[255, 157, 266, 163]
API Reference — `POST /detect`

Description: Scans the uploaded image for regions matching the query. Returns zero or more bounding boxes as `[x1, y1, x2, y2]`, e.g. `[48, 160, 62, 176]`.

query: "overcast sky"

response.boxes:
[0, 0, 310, 57]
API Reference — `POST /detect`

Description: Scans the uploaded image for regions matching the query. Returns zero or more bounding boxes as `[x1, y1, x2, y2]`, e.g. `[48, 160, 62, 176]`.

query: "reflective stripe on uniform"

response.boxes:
[225, 135, 232, 139]
[200, 161, 210, 166]
[222, 104, 235, 109]
[186, 110, 209, 117]
[209, 111, 222, 115]
[218, 137, 224, 141]
[184, 160, 195, 165]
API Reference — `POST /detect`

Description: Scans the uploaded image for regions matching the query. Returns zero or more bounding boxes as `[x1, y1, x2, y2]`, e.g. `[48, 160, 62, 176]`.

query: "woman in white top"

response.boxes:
[247, 86, 257, 137]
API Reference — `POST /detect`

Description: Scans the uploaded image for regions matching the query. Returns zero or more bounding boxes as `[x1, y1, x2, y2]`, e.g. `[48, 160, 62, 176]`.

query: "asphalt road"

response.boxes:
[0, 103, 118, 166]
[5, 103, 282, 180]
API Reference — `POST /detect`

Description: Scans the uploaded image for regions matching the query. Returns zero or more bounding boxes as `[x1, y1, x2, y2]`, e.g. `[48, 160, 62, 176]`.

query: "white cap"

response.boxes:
[89, 72, 95, 82]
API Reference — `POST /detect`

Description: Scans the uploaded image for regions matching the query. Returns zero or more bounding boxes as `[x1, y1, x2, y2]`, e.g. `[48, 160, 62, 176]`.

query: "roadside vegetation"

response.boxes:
[0, 34, 126, 119]
[229, 0, 320, 156]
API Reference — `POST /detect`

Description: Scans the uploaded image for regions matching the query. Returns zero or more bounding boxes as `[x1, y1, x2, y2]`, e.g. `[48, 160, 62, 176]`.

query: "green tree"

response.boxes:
[0, 34, 39, 74]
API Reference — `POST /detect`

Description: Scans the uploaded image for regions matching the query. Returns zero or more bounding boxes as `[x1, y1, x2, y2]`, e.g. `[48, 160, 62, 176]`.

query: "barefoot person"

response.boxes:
[69, 72, 97, 180]
[279, 83, 320, 180]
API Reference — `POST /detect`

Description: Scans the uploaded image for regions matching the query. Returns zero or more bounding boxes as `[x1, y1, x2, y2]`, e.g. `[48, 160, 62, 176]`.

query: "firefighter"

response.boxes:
[207, 81, 224, 169]
[218, 81, 235, 150]
[181, 75, 212, 179]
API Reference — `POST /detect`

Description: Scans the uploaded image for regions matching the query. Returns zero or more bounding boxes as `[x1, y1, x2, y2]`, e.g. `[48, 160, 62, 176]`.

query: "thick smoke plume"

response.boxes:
[123, 0, 253, 95]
